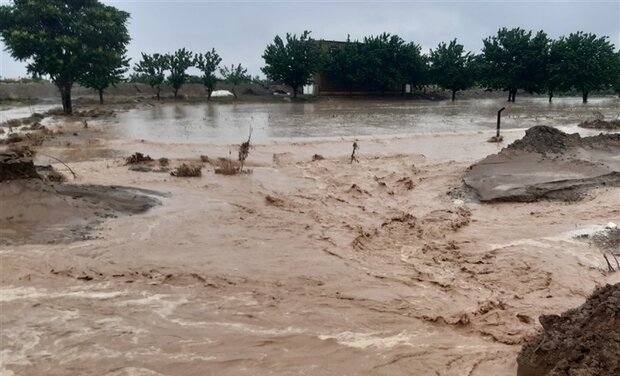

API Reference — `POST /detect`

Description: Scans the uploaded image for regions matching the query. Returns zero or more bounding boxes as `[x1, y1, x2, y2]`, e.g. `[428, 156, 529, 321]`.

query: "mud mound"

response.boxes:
[517, 283, 620, 376]
[0, 152, 40, 181]
[507, 126, 582, 154]
[463, 126, 620, 202]
[578, 118, 620, 130]
[0, 180, 165, 245]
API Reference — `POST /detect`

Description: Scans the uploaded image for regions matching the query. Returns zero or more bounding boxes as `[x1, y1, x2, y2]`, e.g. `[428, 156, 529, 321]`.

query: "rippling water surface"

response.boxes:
[112, 97, 619, 143]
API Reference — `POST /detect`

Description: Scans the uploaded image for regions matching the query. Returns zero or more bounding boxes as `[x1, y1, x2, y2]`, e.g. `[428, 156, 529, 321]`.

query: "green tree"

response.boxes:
[360, 33, 407, 93]
[133, 53, 168, 100]
[195, 49, 222, 100]
[166, 48, 194, 99]
[400, 41, 428, 92]
[262, 30, 323, 98]
[0, 0, 130, 114]
[80, 52, 129, 104]
[429, 39, 475, 101]
[325, 36, 364, 96]
[220, 63, 249, 99]
[553, 32, 617, 103]
[614, 52, 620, 98]
[481, 27, 550, 102]
[544, 40, 564, 103]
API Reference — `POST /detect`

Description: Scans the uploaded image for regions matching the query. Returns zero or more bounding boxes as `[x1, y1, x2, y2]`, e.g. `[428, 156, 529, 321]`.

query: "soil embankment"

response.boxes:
[517, 283, 620, 376]
[463, 126, 620, 202]
[0, 178, 164, 245]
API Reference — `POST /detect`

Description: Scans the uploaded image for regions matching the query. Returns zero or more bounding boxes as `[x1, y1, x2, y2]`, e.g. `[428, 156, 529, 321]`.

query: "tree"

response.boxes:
[544, 40, 564, 103]
[402, 45, 429, 92]
[0, 0, 130, 114]
[325, 36, 364, 96]
[195, 49, 222, 100]
[262, 30, 323, 98]
[166, 48, 194, 99]
[552, 32, 617, 103]
[614, 52, 620, 98]
[134, 53, 168, 100]
[360, 33, 408, 93]
[481, 28, 550, 102]
[429, 39, 475, 101]
[220, 63, 249, 99]
[80, 52, 129, 104]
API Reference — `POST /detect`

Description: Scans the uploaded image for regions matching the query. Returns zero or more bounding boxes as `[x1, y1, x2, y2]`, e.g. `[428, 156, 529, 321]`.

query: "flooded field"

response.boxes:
[112, 97, 620, 143]
[1, 97, 619, 376]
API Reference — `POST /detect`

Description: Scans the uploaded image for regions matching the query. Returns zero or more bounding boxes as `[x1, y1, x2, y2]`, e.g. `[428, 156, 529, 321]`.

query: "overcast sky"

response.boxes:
[1, 0, 618, 78]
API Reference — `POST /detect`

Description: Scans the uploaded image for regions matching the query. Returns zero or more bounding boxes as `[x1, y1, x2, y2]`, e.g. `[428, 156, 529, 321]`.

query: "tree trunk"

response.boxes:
[207, 89, 212, 101]
[582, 91, 588, 103]
[57, 82, 73, 115]
[548, 91, 553, 103]
[99, 89, 104, 105]
[155, 86, 161, 101]
[507, 91, 512, 102]
[293, 86, 298, 99]
[174, 88, 179, 99]
[451, 90, 456, 102]
[509, 89, 517, 102]
[232, 86, 237, 99]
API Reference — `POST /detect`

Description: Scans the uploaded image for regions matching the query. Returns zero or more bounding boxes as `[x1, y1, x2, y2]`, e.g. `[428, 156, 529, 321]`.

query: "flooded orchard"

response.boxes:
[1, 97, 619, 376]
[112, 97, 619, 143]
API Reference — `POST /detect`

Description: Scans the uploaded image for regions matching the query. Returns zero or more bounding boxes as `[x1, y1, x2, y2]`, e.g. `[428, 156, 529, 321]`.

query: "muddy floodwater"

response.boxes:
[113, 97, 620, 143]
[1, 97, 619, 376]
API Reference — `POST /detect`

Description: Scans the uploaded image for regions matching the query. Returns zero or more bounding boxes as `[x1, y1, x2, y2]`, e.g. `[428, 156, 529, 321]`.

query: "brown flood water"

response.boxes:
[1, 98, 619, 376]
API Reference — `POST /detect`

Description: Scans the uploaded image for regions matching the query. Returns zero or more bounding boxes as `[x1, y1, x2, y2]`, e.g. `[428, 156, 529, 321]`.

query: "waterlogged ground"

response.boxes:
[112, 97, 619, 143]
[1, 97, 619, 375]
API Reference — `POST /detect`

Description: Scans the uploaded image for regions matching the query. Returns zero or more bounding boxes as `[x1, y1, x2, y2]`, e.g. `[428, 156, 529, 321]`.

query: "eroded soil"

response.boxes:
[1, 103, 619, 376]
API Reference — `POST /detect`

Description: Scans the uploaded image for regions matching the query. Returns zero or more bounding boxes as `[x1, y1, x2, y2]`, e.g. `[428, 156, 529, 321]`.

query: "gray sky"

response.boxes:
[1, 0, 619, 78]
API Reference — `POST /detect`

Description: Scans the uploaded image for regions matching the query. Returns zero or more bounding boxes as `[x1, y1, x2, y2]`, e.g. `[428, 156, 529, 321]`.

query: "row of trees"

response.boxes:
[1, 1, 619, 113]
[261, 29, 620, 103]
[132, 49, 249, 101]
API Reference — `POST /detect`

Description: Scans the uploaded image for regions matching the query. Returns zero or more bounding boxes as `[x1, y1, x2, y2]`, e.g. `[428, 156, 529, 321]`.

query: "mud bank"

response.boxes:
[517, 283, 620, 376]
[463, 126, 620, 202]
[0, 180, 164, 245]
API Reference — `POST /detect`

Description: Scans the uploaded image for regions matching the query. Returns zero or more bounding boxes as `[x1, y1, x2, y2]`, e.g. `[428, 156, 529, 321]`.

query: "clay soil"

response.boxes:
[517, 283, 620, 376]
[0, 106, 619, 376]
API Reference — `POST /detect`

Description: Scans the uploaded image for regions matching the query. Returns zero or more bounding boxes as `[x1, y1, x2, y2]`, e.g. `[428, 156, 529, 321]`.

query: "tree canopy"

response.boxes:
[220, 63, 249, 99]
[79, 51, 129, 104]
[195, 49, 222, 100]
[166, 48, 194, 99]
[550, 32, 617, 103]
[262, 31, 323, 98]
[0, 0, 130, 114]
[429, 39, 476, 101]
[134, 53, 168, 100]
[480, 27, 550, 102]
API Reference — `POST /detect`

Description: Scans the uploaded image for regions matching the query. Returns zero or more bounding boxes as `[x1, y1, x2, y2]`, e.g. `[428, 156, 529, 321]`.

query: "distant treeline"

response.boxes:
[1, 0, 619, 114]
[259, 28, 619, 102]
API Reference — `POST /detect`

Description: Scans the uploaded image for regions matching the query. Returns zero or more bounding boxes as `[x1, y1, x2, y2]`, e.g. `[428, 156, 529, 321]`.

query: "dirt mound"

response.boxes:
[517, 283, 620, 376]
[463, 126, 620, 202]
[0, 152, 40, 181]
[578, 118, 620, 130]
[507, 126, 582, 154]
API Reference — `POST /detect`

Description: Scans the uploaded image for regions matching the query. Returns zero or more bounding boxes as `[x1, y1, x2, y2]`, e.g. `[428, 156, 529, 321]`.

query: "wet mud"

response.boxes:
[1, 99, 619, 375]
[463, 126, 620, 202]
[517, 283, 620, 376]
[0, 180, 164, 245]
